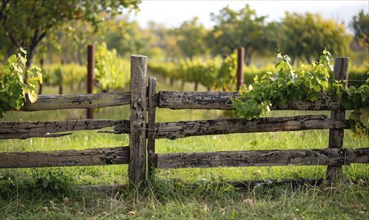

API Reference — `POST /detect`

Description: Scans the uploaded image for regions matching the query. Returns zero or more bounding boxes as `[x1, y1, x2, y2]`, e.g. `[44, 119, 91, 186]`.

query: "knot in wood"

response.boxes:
[132, 121, 142, 129]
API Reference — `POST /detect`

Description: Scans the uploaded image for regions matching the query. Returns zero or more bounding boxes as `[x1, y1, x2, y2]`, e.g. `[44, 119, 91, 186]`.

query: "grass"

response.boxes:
[1, 75, 368, 219]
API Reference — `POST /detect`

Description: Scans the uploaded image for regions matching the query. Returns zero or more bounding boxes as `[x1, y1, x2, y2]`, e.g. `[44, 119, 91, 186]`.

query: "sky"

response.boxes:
[131, 0, 368, 30]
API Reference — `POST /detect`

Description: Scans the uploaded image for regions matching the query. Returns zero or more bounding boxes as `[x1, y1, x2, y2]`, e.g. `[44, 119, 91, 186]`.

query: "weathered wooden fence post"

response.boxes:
[59, 60, 64, 95]
[236, 47, 244, 91]
[87, 45, 95, 119]
[129, 55, 148, 185]
[327, 57, 349, 181]
[147, 77, 157, 177]
[38, 58, 44, 95]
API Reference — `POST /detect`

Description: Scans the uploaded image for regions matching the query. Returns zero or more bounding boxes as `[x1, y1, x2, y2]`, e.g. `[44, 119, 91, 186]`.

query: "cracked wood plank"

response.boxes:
[157, 148, 369, 169]
[0, 120, 130, 139]
[113, 115, 349, 140]
[157, 91, 342, 110]
[0, 146, 130, 168]
[20, 92, 130, 111]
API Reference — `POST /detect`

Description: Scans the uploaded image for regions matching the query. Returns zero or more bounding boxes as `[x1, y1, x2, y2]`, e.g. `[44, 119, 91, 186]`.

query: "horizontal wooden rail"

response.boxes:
[157, 148, 369, 169]
[157, 91, 341, 110]
[113, 115, 349, 140]
[0, 147, 130, 168]
[0, 120, 130, 139]
[20, 92, 130, 111]
[2, 115, 350, 140]
[153, 115, 348, 140]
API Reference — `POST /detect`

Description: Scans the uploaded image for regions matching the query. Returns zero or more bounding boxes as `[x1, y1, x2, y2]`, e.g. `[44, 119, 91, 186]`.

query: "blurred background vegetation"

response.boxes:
[0, 0, 367, 93]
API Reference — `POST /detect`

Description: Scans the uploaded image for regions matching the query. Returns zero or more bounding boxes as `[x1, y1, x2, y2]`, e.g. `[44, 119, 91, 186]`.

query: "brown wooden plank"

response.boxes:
[129, 55, 148, 185]
[327, 57, 349, 181]
[0, 132, 73, 139]
[157, 148, 369, 169]
[0, 120, 130, 139]
[147, 77, 157, 175]
[0, 147, 130, 168]
[157, 91, 342, 110]
[20, 92, 130, 111]
[113, 115, 349, 140]
[347, 148, 369, 163]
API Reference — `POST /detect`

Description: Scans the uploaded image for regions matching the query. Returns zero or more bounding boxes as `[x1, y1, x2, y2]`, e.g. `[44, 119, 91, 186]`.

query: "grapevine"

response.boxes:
[95, 42, 130, 91]
[233, 50, 369, 138]
[0, 48, 42, 117]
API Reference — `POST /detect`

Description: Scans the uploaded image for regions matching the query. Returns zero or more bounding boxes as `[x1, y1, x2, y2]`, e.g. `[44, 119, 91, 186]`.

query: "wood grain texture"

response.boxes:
[87, 45, 95, 119]
[0, 120, 130, 139]
[157, 148, 369, 169]
[20, 92, 131, 111]
[147, 77, 157, 175]
[113, 115, 350, 140]
[157, 91, 341, 110]
[129, 55, 148, 185]
[0, 147, 130, 168]
[327, 57, 349, 181]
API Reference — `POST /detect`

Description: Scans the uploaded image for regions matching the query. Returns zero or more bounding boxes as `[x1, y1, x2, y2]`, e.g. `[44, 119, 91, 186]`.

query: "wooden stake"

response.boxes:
[147, 77, 157, 175]
[237, 47, 244, 91]
[129, 55, 148, 185]
[87, 45, 95, 119]
[327, 57, 349, 181]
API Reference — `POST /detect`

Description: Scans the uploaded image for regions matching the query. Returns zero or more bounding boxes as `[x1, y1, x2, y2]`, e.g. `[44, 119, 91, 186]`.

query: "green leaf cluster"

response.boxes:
[95, 42, 130, 91]
[0, 49, 42, 117]
[233, 50, 369, 138]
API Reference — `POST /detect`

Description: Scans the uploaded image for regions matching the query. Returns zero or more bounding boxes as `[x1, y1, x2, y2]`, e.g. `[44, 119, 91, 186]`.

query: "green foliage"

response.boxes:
[149, 54, 237, 91]
[43, 63, 85, 88]
[208, 4, 268, 65]
[104, 18, 158, 58]
[0, 49, 42, 117]
[281, 12, 351, 63]
[350, 10, 369, 48]
[95, 42, 130, 91]
[148, 61, 179, 80]
[243, 64, 276, 85]
[0, 169, 76, 199]
[349, 64, 369, 87]
[174, 17, 209, 59]
[0, 0, 140, 68]
[234, 50, 369, 138]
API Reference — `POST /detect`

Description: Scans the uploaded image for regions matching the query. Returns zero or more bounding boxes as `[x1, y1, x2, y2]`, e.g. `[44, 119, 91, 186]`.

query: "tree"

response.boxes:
[0, 0, 139, 79]
[173, 17, 209, 60]
[104, 17, 155, 58]
[281, 12, 351, 63]
[208, 5, 268, 65]
[146, 21, 181, 61]
[350, 10, 369, 48]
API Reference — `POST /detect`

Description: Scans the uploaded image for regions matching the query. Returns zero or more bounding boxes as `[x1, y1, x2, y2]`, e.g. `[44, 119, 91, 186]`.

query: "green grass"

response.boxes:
[1, 77, 368, 219]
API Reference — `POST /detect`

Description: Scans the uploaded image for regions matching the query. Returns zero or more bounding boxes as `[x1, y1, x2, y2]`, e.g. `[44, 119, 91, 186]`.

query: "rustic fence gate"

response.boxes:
[1, 55, 368, 186]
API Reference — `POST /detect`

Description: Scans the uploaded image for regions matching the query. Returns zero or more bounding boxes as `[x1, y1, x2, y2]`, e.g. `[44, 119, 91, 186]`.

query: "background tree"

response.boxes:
[350, 10, 369, 48]
[0, 0, 140, 77]
[146, 21, 181, 61]
[104, 17, 155, 58]
[281, 12, 351, 63]
[208, 5, 268, 65]
[173, 17, 209, 60]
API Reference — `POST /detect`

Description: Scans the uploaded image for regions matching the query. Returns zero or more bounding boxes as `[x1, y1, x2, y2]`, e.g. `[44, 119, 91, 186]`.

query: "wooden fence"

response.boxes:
[1, 55, 368, 186]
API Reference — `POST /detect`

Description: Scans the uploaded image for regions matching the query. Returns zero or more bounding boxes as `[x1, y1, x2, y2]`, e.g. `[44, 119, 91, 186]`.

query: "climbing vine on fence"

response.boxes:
[233, 50, 369, 138]
[0, 48, 42, 117]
